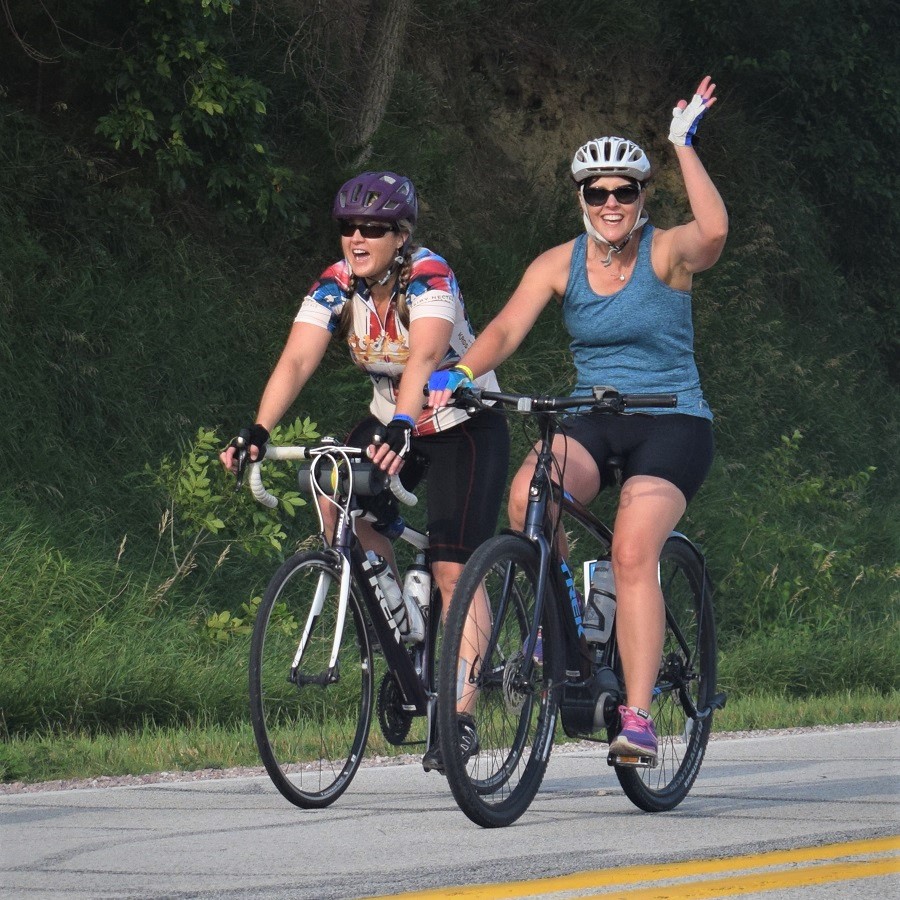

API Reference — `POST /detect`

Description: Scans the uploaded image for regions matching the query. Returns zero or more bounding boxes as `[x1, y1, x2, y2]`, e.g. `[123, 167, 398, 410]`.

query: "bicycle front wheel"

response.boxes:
[438, 534, 561, 828]
[615, 536, 717, 811]
[249, 550, 373, 808]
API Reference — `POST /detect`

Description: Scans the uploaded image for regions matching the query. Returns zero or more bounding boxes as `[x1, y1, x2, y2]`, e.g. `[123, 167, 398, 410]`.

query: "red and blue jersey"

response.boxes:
[295, 247, 499, 433]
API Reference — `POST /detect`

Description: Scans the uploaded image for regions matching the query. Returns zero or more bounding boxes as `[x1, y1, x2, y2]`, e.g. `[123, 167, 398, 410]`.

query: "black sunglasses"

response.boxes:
[338, 221, 397, 238]
[581, 184, 642, 206]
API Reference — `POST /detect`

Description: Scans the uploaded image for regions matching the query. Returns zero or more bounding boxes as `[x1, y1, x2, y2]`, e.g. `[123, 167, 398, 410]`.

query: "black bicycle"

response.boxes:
[239, 438, 443, 808]
[436, 386, 726, 827]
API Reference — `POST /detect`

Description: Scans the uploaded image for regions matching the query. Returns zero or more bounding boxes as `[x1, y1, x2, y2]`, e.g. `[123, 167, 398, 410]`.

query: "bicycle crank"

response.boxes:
[376, 673, 414, 745]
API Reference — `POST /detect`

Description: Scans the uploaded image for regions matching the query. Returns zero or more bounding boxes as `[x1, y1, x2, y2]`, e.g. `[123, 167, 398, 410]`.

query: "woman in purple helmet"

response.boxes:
[222, 172, 509, 770]
[428, 78, 728, 764]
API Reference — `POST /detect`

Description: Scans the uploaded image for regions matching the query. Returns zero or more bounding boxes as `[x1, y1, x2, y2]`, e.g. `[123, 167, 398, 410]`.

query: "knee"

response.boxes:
[507, 488, 527, 530]
[611, 539, 656, 583]
[319, 506, 337, 544]
[507, 471, 531, 530]
[432, 563, 460, 605]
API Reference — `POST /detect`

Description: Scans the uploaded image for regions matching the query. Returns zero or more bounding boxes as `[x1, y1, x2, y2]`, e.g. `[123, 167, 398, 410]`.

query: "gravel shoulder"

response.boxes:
[2, 721, 896, 795]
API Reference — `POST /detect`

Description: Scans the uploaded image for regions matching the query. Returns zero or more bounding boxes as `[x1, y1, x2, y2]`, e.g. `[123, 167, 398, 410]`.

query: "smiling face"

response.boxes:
[340, 219, 406, 281]
[580, 176, 644, 245]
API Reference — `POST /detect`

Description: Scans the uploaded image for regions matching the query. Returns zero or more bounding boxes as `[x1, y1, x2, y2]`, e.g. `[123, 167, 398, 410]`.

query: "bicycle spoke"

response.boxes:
[250, 551, 373, 808]
[438, 535, 560, 827]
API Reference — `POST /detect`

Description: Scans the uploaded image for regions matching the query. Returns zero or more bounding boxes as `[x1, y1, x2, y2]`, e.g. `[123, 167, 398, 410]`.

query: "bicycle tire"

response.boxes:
[614, 535, 717, 811]
[438, 534, 561, 828]
[249, 549, 373, 808]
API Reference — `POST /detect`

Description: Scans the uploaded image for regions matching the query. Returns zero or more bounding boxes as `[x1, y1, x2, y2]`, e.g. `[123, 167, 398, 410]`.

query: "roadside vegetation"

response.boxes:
[0, 0, 897, 783]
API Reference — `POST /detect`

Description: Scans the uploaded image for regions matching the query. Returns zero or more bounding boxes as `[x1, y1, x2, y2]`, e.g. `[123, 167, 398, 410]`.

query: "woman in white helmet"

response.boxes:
[428, 76, 728, 763]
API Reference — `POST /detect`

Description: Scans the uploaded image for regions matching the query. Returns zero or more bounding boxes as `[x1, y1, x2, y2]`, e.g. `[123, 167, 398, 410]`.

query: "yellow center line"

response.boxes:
[579, 858, 899, 900]
[359, 836, 900, 900]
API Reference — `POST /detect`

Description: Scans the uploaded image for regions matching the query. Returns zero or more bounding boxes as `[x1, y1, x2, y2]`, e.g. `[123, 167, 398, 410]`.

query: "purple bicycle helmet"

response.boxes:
[332, 171, 418, 225]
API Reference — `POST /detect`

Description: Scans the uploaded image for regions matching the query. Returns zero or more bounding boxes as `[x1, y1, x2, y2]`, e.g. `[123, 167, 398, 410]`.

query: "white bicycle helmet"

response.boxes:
[571, 137, 652, 184]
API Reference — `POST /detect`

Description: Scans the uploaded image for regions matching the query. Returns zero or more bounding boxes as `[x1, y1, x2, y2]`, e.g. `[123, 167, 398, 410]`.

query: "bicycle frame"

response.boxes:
[517, 409, 568, 675]
[251, 443, 437, 716]
[436, 386, 724, 824]
[457, 386, 682, 696]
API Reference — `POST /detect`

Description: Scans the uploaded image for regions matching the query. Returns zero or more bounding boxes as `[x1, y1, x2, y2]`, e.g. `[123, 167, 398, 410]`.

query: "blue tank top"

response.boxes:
[561, 227, 712, 420]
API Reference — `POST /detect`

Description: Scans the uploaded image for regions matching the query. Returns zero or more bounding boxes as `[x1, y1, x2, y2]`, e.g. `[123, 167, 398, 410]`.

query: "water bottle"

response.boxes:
[401, 553, 430, 643]
[366, 551, 425, 642]
[402, 553, 431, 610]
[583, 559, 616, 648]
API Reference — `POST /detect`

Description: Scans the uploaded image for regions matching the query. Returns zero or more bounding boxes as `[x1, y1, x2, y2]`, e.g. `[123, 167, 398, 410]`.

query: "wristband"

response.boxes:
[391, 414, 416, 428]
[455, 364, 475, 381]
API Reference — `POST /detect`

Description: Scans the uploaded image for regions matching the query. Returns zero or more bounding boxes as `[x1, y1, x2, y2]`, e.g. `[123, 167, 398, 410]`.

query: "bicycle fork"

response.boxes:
[290, 553, 352, 687]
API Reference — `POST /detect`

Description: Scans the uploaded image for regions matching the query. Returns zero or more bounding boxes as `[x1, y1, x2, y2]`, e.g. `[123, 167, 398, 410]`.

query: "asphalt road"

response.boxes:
[1, 725, 898, 899]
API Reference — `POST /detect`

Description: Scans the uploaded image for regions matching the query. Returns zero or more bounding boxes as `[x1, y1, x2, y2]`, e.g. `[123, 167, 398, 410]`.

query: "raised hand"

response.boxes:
[668, 75, 717, 147]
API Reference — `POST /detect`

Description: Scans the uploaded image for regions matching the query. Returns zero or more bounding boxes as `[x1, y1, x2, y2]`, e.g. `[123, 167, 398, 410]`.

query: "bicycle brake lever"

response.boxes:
[234, 436, 248, 492]
[454, 386, 482, 412]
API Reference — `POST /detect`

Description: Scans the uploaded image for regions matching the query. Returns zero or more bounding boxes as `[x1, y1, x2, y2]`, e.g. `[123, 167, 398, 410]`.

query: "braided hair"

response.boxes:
[335, 222, 417, 341]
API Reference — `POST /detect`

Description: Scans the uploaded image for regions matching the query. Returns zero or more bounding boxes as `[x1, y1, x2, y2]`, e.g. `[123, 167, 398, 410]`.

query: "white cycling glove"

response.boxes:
[668, 94, 708, 146]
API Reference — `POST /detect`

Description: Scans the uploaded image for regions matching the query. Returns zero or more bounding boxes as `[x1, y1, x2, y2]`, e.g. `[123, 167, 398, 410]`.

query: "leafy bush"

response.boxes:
[92, 0, 304, 224]
[0, 416, 320, 736]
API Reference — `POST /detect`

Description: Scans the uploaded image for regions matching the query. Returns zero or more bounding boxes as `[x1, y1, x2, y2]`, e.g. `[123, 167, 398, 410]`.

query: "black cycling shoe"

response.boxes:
[422, 714, 480, 774]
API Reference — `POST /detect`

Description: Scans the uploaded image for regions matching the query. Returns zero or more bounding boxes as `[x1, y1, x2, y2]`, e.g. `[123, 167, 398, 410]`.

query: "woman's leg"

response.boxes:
[431, 559, 463, 621]
[428, 413, 509, 719]
[507, 434, 601, 532]
[432, 558, 483, 717]
[610, 475, 686, 711]
[421, 414, 508, 769]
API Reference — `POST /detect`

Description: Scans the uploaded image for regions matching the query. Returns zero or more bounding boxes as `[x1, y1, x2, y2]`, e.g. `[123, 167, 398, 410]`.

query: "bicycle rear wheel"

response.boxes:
[249, 550, 373, 808]
[438, 534, 561, 828]
[614, 535, 717, 811]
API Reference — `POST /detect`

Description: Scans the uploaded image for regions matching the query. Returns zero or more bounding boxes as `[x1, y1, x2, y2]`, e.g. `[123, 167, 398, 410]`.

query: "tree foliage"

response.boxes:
[94, 0, 299, 221]
[685, 0, 899, 224]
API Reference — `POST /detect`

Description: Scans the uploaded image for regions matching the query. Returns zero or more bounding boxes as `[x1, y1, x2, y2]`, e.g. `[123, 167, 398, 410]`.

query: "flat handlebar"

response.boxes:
[457, 385, 677, 413]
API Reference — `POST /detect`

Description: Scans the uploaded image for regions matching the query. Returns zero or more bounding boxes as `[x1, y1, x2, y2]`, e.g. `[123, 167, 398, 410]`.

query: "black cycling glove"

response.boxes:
[372, 415, 414, 459]
[232, 422, 270, 461]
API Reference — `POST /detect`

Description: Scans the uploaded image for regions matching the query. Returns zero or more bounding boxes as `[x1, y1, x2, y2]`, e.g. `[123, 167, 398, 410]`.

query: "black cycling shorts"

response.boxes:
[558, 412, 714, 503]
[346, 409, 510, 565]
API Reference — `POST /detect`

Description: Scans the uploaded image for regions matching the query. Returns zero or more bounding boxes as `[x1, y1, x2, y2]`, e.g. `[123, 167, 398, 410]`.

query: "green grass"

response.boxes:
[711, 689, 900, 733]
[2, 691, 896, 786]
[0, 720, 263, 785]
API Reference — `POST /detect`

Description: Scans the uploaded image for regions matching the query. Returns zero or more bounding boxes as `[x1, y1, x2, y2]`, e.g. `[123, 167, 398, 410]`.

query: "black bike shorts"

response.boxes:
[558, 412, 714, 503]
[346, 409, 510, 565]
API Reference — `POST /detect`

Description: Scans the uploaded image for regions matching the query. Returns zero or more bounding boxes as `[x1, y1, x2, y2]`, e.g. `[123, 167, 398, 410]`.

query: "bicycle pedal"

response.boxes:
[607, 751, 657, 769]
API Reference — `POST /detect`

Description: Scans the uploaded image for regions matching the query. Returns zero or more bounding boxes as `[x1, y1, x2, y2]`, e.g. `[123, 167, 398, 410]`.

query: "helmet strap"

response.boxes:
[579, 194, 648, 264]
[366, 238, 409, 288]
[372, 263, 398, 287]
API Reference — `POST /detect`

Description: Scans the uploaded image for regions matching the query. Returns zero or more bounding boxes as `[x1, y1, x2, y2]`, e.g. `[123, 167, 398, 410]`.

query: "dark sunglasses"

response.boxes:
[338, 221, 397, 238]
[581, 184, 642, 206]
